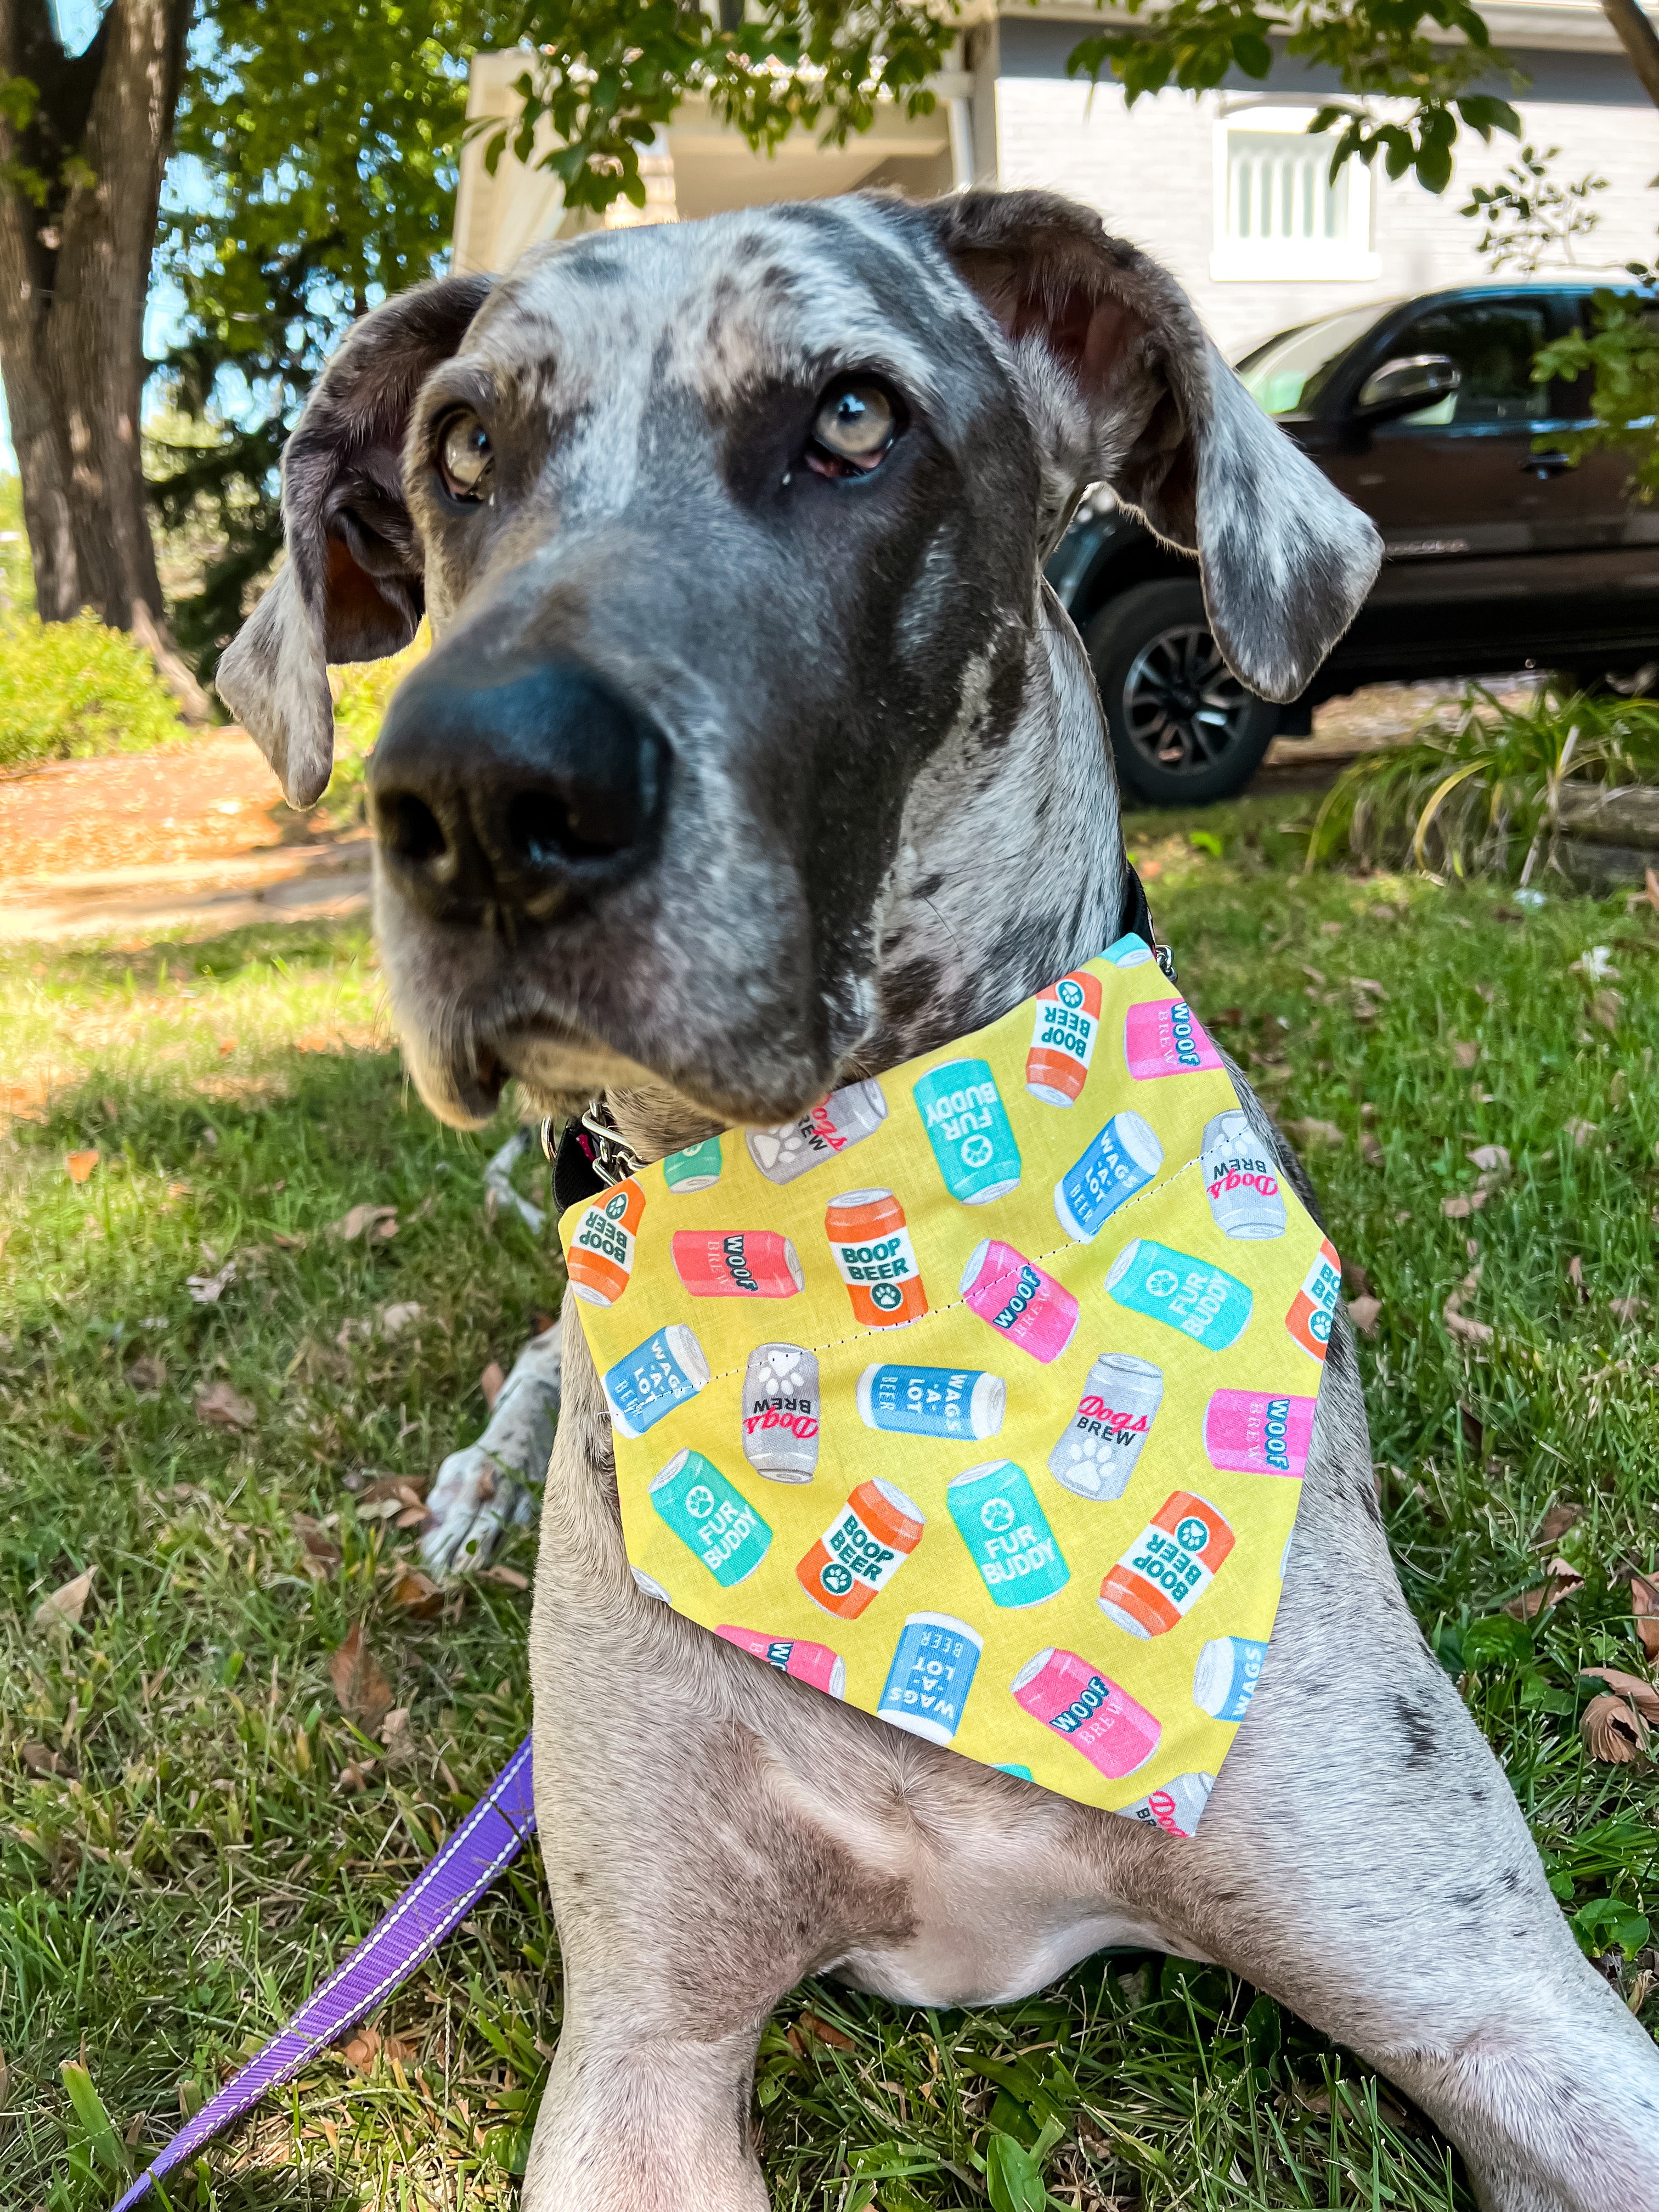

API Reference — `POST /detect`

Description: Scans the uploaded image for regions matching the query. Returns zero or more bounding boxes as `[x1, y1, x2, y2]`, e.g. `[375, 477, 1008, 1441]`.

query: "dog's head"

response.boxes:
[220, 190, 1379, 1128]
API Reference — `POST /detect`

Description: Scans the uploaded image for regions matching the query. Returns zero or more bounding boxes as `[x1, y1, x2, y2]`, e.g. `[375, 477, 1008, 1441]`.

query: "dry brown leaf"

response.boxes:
[292, 1515, 342, 1570]
[329, 1623, 394, 1733]
[379, 1301, 424, 1337]
[1582, 1693, 1649, 1764]
[1590, 988, 1623, 1032]
[1610, 1296, 1650, 1325]
[32, 1566, 94, 1637]
[1359, 1130, 1384, 1168]
[331, 1203, 398, 1244]
[194, 1380, 256, 1432]
[1468, 1144, 1510, 1177]
[1347, 1295, 1381, 1336]
[1342, 1259, 1372, 1297]
[65, 1149, 99, 1184]
[1579, 1667, 1659, 1726]
[1644, 866, 1659, 917]
[481, 1360, 506, 1411]
[126, 1354, 166, 1394]
[1565, 1118, 1598, 1148]
[20, 1740, 63, 1776]
[360, 1474, 428, 1506]
[217, 1036, 236, 1058]
[1504, 1567, 1584, 1622]
[478, 1562, 529, 1591]
[1538, 1500, 1583, 1545]
[1441, 1191, 1488, 1219]
[186, 1260, 236, 1305]
[391, 1568, 443, 1620]
[1567, 1255, 1587, 1300]
[1632, 1572, 1659, 1664]
[271, 1231, 308, 1250]
[796, 2010, 856, 2051]
[1285, 1118, 1344, 1150]
[380, 1708, 416, 1765]
[1450, 1040, 1480, 1069]
[336, 1759, 376, 1795]
[1443, 1295, 1494, 1348]
[340, 2028, 382, 2074]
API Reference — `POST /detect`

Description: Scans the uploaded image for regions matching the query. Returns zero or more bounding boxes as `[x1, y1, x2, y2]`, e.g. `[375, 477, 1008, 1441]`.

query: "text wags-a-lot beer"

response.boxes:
[799, 1479, 926, 1618]
[603, 1323, 710, 1438]
[746, 1080, 887, 1184]
[1287, 1236, 1341, 1360]
[741, 1342, 820, 1481]
[1025, 971, 1103, 1105]
[1053, 1110, 1164, 1242]
[1097, 1491, 1234, 1639]
[1047, 1352, 1164, 1501]
[878, 1613, 983, 1745]
[856, 1362, 1005, 1442]
[912, 1058, 1023, 1204]
[566, 1177, 647, 1307]
[648, 1449, 771, 1587]
[1011, 1647, 1161, 1779]
[825, 1188, 928, 1327]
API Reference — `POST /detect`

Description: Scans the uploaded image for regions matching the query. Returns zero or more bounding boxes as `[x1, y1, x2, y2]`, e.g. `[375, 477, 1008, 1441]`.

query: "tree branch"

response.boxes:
[1601, 0, 1659, 112]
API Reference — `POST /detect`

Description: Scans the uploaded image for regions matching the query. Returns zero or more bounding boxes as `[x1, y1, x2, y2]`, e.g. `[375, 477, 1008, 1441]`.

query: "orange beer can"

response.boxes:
[566, 1177, 647, 1307]
[1026, 972, 1104, 1106]
[1097, 1490, 1235, 1639]
[798, 1477, 927, 1618]
[824, 1188, 928, 1327]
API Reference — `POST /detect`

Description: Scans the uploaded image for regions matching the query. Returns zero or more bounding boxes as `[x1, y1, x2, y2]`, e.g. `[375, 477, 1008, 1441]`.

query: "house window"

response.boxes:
[1212, 106, 1379, 282]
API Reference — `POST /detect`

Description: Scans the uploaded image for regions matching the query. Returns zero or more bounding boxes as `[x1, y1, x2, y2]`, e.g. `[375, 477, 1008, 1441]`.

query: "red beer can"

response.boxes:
[672, 1230, 805, 1299]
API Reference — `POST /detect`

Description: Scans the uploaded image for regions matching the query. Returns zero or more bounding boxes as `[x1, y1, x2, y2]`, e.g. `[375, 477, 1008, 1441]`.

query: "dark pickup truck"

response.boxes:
[1047, 281, 1659, 804]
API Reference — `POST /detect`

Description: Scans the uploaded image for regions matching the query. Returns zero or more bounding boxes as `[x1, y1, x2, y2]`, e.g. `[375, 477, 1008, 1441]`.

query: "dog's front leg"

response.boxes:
[422, 1321, 562, 1575]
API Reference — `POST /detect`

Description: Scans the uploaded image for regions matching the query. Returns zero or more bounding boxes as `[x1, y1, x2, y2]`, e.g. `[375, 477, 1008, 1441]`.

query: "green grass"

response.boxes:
[1, 804, 1655, 2209]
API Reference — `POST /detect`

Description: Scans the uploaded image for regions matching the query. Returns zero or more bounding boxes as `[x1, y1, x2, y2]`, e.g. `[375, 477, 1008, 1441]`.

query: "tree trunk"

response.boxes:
[0, 0, 208, 718]
[1600, 1, 1659, 114]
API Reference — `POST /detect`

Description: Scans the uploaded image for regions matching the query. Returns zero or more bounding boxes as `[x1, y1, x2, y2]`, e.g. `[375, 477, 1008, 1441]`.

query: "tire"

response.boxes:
[1083, 580, 1280, 806]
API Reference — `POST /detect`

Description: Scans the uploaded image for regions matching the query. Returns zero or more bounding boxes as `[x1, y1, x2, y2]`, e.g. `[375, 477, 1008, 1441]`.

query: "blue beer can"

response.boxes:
[878, 1612, 983, 1744]
[912, 1058, 1023, 1205]
[1105, 1238, 1254, 1351]
[603, 1322, 712, 1437]
[1102, 932, 1155, 968]
[947, 1460, 1070, 1609]
[856, 1362, 1006, 1442]
[995, 1763, 1035, 1780]
[649, 1448, 772, 1587]
[1053, 1110, 1165, 1242]
[1192, 1635, 1267, 1722]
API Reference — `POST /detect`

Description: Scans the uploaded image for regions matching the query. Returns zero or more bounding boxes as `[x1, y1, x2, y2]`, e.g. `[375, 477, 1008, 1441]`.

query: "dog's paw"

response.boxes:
[421, 1444, 522, 1576]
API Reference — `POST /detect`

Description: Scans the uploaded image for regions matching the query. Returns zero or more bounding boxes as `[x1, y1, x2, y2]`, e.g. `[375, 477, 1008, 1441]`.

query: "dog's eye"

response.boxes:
[806, 381, 899, 478]
[437, 410, 493, 501]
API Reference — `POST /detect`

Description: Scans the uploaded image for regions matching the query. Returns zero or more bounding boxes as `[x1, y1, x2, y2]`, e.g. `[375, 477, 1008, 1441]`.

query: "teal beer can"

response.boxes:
[1105, 1237, 1253, 1350]
[947, 1460, 1070, 1609]
[912, 1058, 1022, 1205]
[663, 1136, 723, 1193]
[649, 1448, 771, 1586]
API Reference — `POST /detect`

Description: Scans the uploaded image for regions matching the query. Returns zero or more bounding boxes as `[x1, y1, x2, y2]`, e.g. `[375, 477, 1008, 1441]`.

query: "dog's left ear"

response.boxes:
[217, 273, 494, 808]
[917, 189, 1381, 703]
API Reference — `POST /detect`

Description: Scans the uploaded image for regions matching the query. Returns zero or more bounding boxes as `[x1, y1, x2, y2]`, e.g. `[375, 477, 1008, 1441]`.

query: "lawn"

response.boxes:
[1, 797, 1655, 2211]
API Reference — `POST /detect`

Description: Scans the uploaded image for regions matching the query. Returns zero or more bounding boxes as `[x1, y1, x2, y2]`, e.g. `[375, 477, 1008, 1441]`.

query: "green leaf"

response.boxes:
[60, 2062, 126, 2176]
[1232, 32, 1272, 79]
[1460, 1615, 1534, 1672]
[1571, 1895, 1651, 1959]
[985, 2129, 1047, 2212]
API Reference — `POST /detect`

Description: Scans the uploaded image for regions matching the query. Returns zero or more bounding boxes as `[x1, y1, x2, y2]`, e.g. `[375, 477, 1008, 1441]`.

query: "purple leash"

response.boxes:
[110, 1736, 536, 2211]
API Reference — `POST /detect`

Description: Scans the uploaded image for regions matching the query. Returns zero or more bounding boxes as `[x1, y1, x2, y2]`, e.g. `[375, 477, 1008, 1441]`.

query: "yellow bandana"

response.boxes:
[560, 937, 1338, 1838]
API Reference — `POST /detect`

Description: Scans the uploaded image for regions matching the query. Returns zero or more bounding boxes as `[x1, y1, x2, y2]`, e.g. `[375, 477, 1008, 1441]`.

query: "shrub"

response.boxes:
[315, 631, 428, 826]
[1305, 684, 1659, 882]
[0, 611, 190, 769]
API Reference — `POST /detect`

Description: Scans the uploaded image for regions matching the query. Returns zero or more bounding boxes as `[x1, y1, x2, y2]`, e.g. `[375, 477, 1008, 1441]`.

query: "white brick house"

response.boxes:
[453, 2, 1659, 360]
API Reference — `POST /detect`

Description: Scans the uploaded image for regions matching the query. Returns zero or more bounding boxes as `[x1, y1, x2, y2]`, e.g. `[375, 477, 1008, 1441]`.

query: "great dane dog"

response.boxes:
[219, 189, 1659, 2211]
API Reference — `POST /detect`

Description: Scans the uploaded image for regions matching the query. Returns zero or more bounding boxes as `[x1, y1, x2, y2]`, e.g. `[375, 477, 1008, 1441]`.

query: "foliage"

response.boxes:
[1305, 685, 1659, 882]
[0, 472, 33, 619]
[1462, 144, 1607, 275]
[0, 613, 189, 770]
[318, 633, 431, 828]
[1533, 281, 1659, 505]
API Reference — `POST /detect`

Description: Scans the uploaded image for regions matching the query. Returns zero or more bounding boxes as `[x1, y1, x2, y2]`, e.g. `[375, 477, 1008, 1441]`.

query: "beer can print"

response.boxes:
[947, 1462, 1069, 1609]
[1047, 1353, 1164, 1501]
[1200, 1110, 1286, 1241]
[741, 1342, 820, 1481]
[1026, 972, 1103, 1106]
[1098, 1491, 1235, 1639]
[565, 1177, 646, 1308]
[603, 1322, 711, 1439]
[1123, 998, 1222, 1082]
[878, 1613, 983, 1745]
[960, 1239, 1080, 1364]
[912, 1058, 1022, 1205]
[672, 1229, 804, 1300]
[1193, 1635, 1267, 1722]
[798, 1477, 926, 1619]
[825, 1189, 928, 1328]
[746, 1079, 887, 1184]
[1011, 1647, 1161, 1779]
[1119, 1770, 1215, 1837]
[996, 1764, 1035, 1780]
[1287, 1237, 1341, 1360]
[648, 1449, 771, 1588]
[662, 1136, 723, 1193]
[1105, 1238, 1253, 1351]
[715, 1625, 845, 1699]
[1203, 1389, 1316, 1478]
[1102, 932, 1154, 969]
[631, 1566, 672, 1604]
[1053, 1110, 1164, 1242]
[856, 1362, 1005, 1443]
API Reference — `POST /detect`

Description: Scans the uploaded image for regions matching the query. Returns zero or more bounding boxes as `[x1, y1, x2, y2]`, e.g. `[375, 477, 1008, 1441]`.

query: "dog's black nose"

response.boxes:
[367, 656, 667, 922]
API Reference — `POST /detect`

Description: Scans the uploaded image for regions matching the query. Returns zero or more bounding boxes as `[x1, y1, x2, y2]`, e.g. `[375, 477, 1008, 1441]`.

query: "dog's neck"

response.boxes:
[606, 589, 1127, 1166]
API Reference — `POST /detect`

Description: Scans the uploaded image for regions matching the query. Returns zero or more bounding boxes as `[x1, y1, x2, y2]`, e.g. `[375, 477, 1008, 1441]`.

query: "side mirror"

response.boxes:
[1354, 354, 1460, 424]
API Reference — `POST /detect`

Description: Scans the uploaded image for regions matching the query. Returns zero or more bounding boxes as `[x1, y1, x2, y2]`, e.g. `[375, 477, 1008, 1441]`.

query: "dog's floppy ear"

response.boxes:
[917, 190, 1381, 703]
[217, 274, 494, 808]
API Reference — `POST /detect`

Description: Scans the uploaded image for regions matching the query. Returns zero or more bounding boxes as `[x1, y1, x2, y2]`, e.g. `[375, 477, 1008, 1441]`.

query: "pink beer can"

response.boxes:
[1286, 1236, 1341, 1360]
[1124, 998, 1223, 1082]
[960, 1238, 1079, 1364]
[715, 1625, 847, 1698]
[672, 1230, 804, 1299]
[1203, 1389, 1317, 1478]
[1012, 1647, 1161, 1779]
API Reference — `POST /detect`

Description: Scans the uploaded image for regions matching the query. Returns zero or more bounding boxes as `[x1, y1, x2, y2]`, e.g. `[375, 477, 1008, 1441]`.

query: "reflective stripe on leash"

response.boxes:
[110, 1736, 537, 2210]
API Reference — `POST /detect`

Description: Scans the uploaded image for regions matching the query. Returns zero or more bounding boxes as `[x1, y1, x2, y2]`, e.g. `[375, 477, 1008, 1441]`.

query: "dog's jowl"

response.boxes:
[221, 189, 1659, 2211]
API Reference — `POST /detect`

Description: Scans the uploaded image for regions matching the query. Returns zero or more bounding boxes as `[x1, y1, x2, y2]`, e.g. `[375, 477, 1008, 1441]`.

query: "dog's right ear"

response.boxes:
[217, 274, 494, 809]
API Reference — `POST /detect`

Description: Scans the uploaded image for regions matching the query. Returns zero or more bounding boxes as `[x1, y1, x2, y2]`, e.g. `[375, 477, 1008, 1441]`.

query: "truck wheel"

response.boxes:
[1084, 580, 1280, 806]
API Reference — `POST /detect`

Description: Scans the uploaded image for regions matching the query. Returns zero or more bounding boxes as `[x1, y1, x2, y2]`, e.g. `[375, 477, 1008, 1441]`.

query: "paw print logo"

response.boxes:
[1147, 1268, 1180, 1299]
[979, 1496, 1016, 1533]
[686, 1484, 717, 1520]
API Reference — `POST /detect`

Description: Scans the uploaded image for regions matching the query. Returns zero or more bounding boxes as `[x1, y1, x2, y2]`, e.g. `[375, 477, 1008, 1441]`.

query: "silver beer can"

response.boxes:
[1047, 1352, 1164, 1501]
[745, 1080, 887, 1184]
[1200, 1108, 1286, 1241]
[741, 1341, 821, 1480]
[1118, 1769, 1215, 1837]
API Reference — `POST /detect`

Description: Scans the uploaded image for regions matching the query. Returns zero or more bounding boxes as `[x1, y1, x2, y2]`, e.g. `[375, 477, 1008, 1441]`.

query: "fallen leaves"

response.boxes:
[1567, 1255, 1587, 1302]
[1347, 1295, 1381, 1336]
[186, 1259, 236, 1305]
[1443, 1259, 1492, 1350]
[1589, 988, 1623, 1033]
[194, 1380, 256, 1432]
[329, 1623, 394, 1734]
[391, 1567, 443, 1619]
[1582, 1694, 1648, 1765]
[1579, 1667, 1659, 1728]
[1537, 1499, 1583, 1546]
[478, 1562, 529, 1591]
[65, 1149, 99, 1184]
[1468, 1144, 1510, 1180]
[1284, 1117, 1344, 1150]
[125, 1353, 166, 1394]
[1440, 1191, 1487, 1220]
[292, 1515, 343, 1573]
[32, 1566, 94, 1637]
[1359, 1130, 1384, 1168]
[1564, 1118, 1598, 1149]
[1449, 1039, 1481, 1070]
[331, 1203, 398, 1244]
[1504, 1559, 1585, 1621]
[1632, 1573, 1659, 1665]
[1609, 1295, 1650, 1326]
